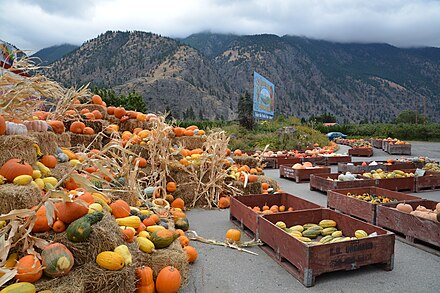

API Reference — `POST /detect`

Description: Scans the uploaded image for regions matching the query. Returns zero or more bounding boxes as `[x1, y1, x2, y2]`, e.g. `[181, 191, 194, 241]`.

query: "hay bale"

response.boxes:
[51, 162, 73, 180]
[56, 132, 71, 148]
[0, 134, 37, 166]
[109, 190, 139, 206]
[130, 144, 149, 158]
[0, 184, 41, 214]
[64, 119, 109, 134]
[107, 115, 120, 125]
[74, 104, 108, 120]
[232, 156, 260, 168]
[172, 136, 207, 150]
[119, 119, 147, 132]
[36, 266, 86, 293]
[29, 132, 58, 155]
[70, 133, 102, 150]
[232, 175, 280, 195]
[52, 212, 125, 266]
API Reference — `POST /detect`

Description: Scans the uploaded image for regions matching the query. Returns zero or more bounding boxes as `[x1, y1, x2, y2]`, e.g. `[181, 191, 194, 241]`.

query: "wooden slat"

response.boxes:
[309, 173, 376, 193]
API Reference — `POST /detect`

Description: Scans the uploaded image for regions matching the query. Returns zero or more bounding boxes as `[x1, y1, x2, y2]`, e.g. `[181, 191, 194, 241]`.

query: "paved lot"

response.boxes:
[182, 143, 440, 293]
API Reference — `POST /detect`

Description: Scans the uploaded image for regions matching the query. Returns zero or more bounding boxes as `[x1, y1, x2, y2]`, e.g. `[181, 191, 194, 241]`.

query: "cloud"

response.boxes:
[1, 0, 439, 52]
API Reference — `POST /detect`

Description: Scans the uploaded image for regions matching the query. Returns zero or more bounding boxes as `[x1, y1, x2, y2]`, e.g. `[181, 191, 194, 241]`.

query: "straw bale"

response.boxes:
[107, 114, 120, 125]
[36, 266, 86, 293]
[0, 134, 37, 166]
[0, 184, 41, 214]
[231, 175, 280, 196]
[29, 131, 58, 155]
[74, 104, 108, 120]
[64, 119, 109, 135]
[232, 155, 260, 168]
[51, 212, 125, 266]
[109, 190, 139, 206]
[70, 133, 102, 151]
[119, 119, 148, 132]
[56, 132, 71, 148]
[51, 162, 73, 180]
[130, 144, 149, 159]
[172, 136, 207, 150]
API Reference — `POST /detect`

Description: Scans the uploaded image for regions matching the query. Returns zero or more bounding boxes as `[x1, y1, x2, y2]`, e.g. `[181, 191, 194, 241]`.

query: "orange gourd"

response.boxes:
[47, 120, 65, 134]
[218, 197, 230, 209]
[136, 266, 155, 293]
[183, 246, 198, 263]
[52, 220, 66, 233]
[91, 94, 103, 105]
[54, 201, 88, 224]
[41, 155, 57, 168]
[83, 113, 95, 120]
[15, 255, 43, 283]
[396, 203, 413, 213]
[31, 205, 51, 233]
[186, 125, 198, 131]
[183, 129, 194, 136]
[178, 235, 189, 247]
[107, 106, 116, 115]
[0, 158, 33, 182]
[261, 182, 270, 190]
[83, 127, 95, 135]
[225, 229, 241, 242]
[110, 199, 131, 218]
[80, 108, 90, 114]
[0, 115, 6, 135]
[91, 110, 103, 119]
[155, 266, 181, 293]
[248, 174, 258, 182]
[70, 121, 86, 134]
[171, 198, 185, 210]
[114, 107, 127, 119]
[122, 228, 135, 243]
[172, 127, 185, 137]
[135, 157, 147, 168]
[166, 182, 177, 193]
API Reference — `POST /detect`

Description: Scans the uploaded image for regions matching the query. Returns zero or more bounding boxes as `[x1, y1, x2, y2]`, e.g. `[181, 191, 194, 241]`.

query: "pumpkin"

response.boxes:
[69, 121, 86, 134]
[226, 229, 241, 242]
[150, 229, 179, 249]
[0, 158, 33, 182]
[77, 192, 94, 205]
[52, 220, 66, 233]
[174, 217, 189, 231]
[64, 177, 79, 190]
[155, 266, 181, 293]
[136, 113, 147, 121]
[166, 182, 177, 192]
[0, 115, 6, 135]
[172, 127, 185, 137]
[31, 205, 51, 233]
[5, 121, 28, 135]
[0, 282, 36, 293]
[171, 198, 185, 210]
[41, 243, 74, 278]
[218, 197, 230, 209]
[114, 107, 127, 119]
[15, 255, 43, 283]
[178, 235, 189, 247]
[66, 212, 104, 242]
[135, 157, 147, 168]
[183, 129, 194, 136]
[41, 155, 57, 168]
[96, 251, 125, 271]
[23, 120, 48, 132]
[80, 108, 90, 114]
[183, 246, 198, 263]
[47, 120, 65, 134]
[396, 203, 413, 213]
[136, 266, 155, 293]
[91, 94, 103, 105]
[303, 162, 313, 168]
[55, 201, 89, 224]
[110, 199, 131, 218]
[107, 106, 116, 115]
[91, 110, 103, 119]
[83, 112, 95, 120]
[261, 182, 270, 190]
[121, 228, 135, 242]
[83, 127, 95, 135]
[248, 174, 258, 183]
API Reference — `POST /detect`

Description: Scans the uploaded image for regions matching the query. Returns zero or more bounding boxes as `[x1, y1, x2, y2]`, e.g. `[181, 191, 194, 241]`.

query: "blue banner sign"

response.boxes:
[253, 71, 274, 120]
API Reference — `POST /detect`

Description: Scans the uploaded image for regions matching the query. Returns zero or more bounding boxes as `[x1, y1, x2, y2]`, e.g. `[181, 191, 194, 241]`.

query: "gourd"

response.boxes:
[15, 255, 43, 283]
[355, 230, 368, 239]
[5, 121, 28, 135]
[110, 199, 131, 218]
[183, 246, 198, 263]
[225, 229, 241, 242]
[302, 229, 320, 239]
[218, 197, 230, 209]
[41, 243, 74, 277]
[155, 266, 181, 293]
[0, 115, 5, 135]
[174, 218, 189, 231]
[70, 121, 86, 133]
[136, 237, 155, 253]
[166, 182, 177, 192]
[114, 244, 132, 265]
[171, 198, 185, 210]
[55, 201, 89, 224]
[55, 152, 69, 162]
[136, 266, 155, 293]
[41, 155, 57, 168]
[150, 229, 179, 249]
[396, 203, 413, 213]
[115, 215, 141, 228]
[319, 220, 337, 228]
[96, 251, 125, 271]
[47, 120, 65, 134]
[23, 120, 48, 132]
[31, 205, 51, 233]
[66, 212, 104, 242]
[0, 282, 36, 293]
[0, 158, 33, 182]
[13, 174, 33, 185]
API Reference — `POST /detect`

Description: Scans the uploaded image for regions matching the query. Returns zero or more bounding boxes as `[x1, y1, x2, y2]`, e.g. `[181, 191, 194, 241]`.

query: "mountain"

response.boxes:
[40, 31, 440, 122]
[32, 44, 78, 65]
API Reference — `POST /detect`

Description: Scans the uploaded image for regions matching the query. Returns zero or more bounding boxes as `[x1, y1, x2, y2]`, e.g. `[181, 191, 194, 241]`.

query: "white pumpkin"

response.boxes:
[5, 121, 28, 135]
[23, 120, 49, 132]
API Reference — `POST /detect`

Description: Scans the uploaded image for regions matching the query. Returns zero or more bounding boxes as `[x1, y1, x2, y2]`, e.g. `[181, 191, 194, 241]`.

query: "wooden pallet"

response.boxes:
[327, 187, 421, 224]
[309, 173, 375, 193]
[348, 147, 373, 157]
[259, 208, 395, 287]
[279, 165, 331, 183]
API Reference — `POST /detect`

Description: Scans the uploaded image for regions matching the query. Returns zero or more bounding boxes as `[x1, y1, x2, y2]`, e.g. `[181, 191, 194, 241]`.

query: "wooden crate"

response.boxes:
[386, 143, 411, 155]
[348, 147, 373, 157]
[327, 187, 421, 224]
[302, 157, 326, 165]
[259, 208, 395, 287]
[385, 161, 415, 171]
[338, 162, 386, 173]
[382, 141, 389, 151]
[262, 157, 277, 169]
[310, 173, 376, 193]
[377, 200, 440, 249]
[276, 156, 301, 167]
[279, 165, 331, 183]
[374, 175, 416, 192]
[416, 171, 440, 192]
[324, 155, 352, 166]
[229, 193, 320, 238]
[371, 139, 384, 149]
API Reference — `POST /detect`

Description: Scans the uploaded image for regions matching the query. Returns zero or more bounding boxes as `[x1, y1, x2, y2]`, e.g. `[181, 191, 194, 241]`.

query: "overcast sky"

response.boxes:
[1, 0, 440, 52]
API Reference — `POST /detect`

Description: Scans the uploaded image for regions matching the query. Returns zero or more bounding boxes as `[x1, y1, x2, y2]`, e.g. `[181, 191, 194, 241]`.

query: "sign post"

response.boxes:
[253, 71, 274, 120]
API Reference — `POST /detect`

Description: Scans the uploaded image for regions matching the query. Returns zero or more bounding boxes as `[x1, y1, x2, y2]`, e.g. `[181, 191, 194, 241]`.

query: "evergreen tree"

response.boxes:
[237, 91, 254, 130]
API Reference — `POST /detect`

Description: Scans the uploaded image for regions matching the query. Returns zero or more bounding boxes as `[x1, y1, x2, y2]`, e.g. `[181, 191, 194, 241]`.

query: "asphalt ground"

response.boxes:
[182, 142, 440, 293]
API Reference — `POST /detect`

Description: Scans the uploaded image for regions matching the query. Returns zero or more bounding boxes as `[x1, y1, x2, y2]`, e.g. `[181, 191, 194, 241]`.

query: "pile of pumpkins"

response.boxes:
[396, 202, 440, 222]
[292, 162, 316, 169]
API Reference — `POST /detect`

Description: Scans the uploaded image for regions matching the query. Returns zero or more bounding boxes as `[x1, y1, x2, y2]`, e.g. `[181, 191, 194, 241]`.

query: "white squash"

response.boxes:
[5, 121, 28, 135]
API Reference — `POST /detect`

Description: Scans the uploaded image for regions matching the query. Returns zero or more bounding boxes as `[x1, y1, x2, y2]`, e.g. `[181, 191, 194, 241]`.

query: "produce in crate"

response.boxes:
[363, 169, 415, 179]
[346, 192, 397, 204]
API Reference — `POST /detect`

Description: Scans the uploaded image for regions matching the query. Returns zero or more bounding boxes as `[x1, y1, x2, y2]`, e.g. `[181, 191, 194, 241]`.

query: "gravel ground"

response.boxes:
[181, 142, 440, 293]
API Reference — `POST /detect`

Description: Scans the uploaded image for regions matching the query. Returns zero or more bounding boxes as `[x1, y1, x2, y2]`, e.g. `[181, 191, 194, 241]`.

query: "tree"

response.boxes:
[237, 91, 254, 130]
[395, 110, 429, 124]
[92, 87, 147, 112]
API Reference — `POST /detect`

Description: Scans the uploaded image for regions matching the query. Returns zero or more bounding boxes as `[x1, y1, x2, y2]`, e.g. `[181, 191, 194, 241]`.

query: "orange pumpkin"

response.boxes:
[15, 255, 43, 283]
[83, 127, 95, 135]
[70, 121, 86, 134]
[142, 216, 156, 227]
[166, 182, 177, 193]
[83, 112, 95, 120]
[175, 229, 185, 237]
[72, 98, 81, 105]
[218, 197, 230, 209]
[64, 177, 79, 190]
[31, 205, 51, 233]
[133, 127, 143, 134]
[114, 107, 127, 119]
[52, 220, 67, 233]
[178, 235, 190, 247]
[91, 94, 103, 105]
[261, 182, 270, 190]
[183, 246, 198, 263]
[186, 125, 198, 131]
[77, 192, 94, 205]
[110, 199, 131, 218]
[0, 158, 33, 182]
[34, 111, 49, 120]
[122, 228, 135, 243]
[107, 106, 116, 115]
[136, 113, 147, 121]
[65, 109, 76, 116]
[225, 229, 241, 242]
[54, 201, 88, 224]
[135, 157, 147, 168]
[80, 108, 90, 114]
[0, 115, 6, 135]
[155, 266, 181, 293]
[233, 149, 242, 156]
[136, 266, 155, 293]
[183, 129, 194, 136]
[171, 198, 185, 210]
[173, 127, 185, 137]
[41, 155, 57, 168]
[91, 110, 103, 119]
[248, 174, 258, 183]
[47, 120, 65, 134]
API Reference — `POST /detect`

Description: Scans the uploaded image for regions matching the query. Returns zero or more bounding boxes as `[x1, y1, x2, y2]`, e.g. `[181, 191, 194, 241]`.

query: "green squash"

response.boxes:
[66, 212, 103, 242]
[42, 243, 74, 278]
[174, 217, 189, 231]
[150, 229, 179, 249]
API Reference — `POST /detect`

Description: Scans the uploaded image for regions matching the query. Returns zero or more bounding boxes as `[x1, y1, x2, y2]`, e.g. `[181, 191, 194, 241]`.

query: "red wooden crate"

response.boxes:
[323, 155, 352, 165]
[374, 173, 416, 192]
[310, 173, 376, 193]
[262, 157, 277, 168]
[259, 208, 395, 287]
[302, 156, 326, 165]
[385, 161, 415, 171]
[327, 187, 421, 224]
[276, 156, 301, 167]
[377, 200, 440, 248]
[348, 147, 373, 157]
[382, 141, 389, 151]
[229, 193, 320, 238]
[371, 139, 384, 149]
[416, 171, 440, 192]
[279, 165, 331, 183]
[386, 143, 411, 155]
[338, 162, 387, 173]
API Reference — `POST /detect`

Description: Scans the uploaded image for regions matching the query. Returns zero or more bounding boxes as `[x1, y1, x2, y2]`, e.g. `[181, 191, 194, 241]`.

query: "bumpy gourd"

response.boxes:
[66, 212, 103, 242]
